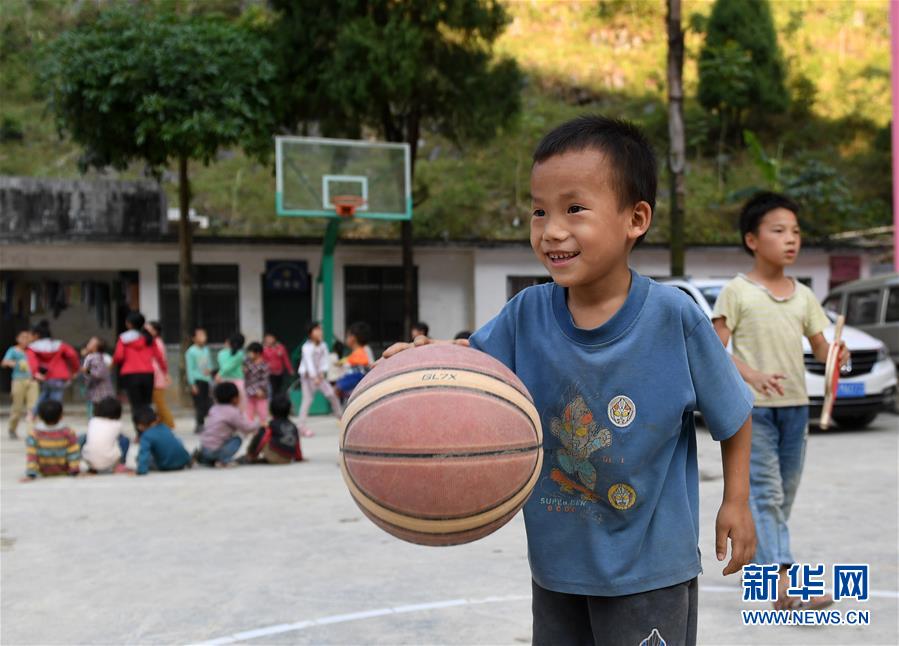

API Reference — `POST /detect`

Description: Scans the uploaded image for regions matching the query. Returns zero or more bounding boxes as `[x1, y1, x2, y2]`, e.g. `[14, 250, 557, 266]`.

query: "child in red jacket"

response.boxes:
[27, 320, 80, 409]
[113, 311, 166, 429]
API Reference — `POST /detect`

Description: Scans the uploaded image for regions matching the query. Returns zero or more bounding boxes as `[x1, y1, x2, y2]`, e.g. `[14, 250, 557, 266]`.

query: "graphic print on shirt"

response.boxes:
[607, 394, 636, 429]
[607, 482, 637, 510]
[639, 628, 666, 646]
[548, 389, 611, 497]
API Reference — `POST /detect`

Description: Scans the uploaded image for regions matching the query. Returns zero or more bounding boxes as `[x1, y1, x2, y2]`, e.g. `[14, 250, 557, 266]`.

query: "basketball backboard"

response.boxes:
[275, 136, 411, 220]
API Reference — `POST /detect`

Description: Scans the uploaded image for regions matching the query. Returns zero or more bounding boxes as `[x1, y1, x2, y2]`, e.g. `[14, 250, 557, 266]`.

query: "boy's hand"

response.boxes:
[380, 336, 469, 362]
[191, 384, 198, 396]
[837, 340, 851, 371]
[715, 499, 756, 575]
[748, 369, 785, 397]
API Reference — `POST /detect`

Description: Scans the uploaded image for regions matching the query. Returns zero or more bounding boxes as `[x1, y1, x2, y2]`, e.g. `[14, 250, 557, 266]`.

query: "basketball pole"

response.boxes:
[316, 218, 341, 349]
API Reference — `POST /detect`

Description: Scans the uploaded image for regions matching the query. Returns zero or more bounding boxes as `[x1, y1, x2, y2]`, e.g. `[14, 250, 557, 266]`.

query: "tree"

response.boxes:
[697, 0, 787, 144]
[666, 0, 685, 276]
[41, 7, 276, 380]
[271, 0, 522, 339]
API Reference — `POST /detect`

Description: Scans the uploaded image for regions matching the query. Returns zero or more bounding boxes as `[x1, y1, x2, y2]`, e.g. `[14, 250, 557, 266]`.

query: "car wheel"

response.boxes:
[832, 412, 878, 429]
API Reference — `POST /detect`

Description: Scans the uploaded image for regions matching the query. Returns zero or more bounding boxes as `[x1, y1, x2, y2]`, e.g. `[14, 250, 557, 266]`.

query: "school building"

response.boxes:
[0, 176, 890, 389]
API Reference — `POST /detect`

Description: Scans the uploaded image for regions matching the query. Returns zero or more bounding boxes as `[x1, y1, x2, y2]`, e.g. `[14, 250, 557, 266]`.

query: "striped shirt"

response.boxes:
[26, 423, 80, 477]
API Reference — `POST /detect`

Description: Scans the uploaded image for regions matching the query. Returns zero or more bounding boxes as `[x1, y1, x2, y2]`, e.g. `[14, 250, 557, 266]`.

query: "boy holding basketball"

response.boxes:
[712, 192, 848, 610]
[385, 115, 755, 645]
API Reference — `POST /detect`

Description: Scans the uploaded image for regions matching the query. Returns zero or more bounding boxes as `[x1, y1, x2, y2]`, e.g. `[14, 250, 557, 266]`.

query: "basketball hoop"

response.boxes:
[331, 195, 366, 218]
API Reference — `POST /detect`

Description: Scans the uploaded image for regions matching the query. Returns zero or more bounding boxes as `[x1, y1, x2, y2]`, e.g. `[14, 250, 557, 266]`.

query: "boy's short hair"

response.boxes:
[37, 399, 63, 425]
[228, 333, 245, 351]
[214, 381, 240, 404]
[739, 191, 802, 255]
[193, 327, 206, 336]
[32, 320, 51, 339]
[533, 115, 657, 245]
[306, 321, 321, 337]
[94, 397, 122, 420]
[270, 395, 292, 419]
[347, 321, 372, 346]
[454, 330, 472, 340]
[133, 406, 158, 427]
[246, 341, 263, 354]
[412, 321, 429, 336]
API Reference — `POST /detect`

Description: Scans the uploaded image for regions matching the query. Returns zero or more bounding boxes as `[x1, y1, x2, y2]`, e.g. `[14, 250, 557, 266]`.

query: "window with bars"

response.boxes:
[344, 265, 417, 349]
[158, 264, 239, 344]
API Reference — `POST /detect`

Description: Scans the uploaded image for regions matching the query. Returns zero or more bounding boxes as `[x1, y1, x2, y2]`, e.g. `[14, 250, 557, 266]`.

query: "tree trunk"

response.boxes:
[667, 0, 686, 277]
[177, 156, 194, 397]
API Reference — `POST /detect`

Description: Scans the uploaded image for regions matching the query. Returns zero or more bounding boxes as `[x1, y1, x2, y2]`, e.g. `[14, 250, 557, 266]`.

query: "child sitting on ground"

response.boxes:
[243, 342, 270, 425]
[242, 395, 303, 464]
[23, 400, 80, 480]
[80, 397, 129, 473]
[197, 382, 258, 467]
[133, 406, 192, 476]
[81, 336, 114, 418]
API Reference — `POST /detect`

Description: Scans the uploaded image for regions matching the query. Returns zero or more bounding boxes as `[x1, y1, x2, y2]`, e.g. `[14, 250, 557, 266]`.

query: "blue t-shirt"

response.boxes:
[469, 270, 753, 597]
[3, 347, 31, 380]
[137, 424, 191, 475]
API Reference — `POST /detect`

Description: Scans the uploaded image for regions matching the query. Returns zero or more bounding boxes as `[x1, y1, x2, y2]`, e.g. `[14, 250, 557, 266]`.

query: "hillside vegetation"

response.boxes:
[0, 0, 891, 244]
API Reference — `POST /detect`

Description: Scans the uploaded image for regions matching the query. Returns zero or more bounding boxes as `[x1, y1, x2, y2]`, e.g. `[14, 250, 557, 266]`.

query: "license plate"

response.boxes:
[836, 382, 865, 398]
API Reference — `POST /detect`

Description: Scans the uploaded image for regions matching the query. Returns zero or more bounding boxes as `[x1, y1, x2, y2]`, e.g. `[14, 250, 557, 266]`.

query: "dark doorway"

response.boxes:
[262, 260, 312, 361]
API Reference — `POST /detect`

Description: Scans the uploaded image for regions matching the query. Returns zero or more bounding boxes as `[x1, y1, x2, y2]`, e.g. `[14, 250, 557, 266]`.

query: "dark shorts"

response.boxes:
[532, 577, 698, 646]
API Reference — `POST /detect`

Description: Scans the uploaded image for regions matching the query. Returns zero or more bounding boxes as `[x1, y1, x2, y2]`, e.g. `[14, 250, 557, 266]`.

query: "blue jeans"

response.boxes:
[199, 436, 242, 465]
[749, 406, 809, 566]
[35, 379, 66, 411]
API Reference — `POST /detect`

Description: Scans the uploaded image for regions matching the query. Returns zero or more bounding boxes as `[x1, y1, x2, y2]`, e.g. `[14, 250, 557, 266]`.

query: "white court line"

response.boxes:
[192, 586, 899, 645]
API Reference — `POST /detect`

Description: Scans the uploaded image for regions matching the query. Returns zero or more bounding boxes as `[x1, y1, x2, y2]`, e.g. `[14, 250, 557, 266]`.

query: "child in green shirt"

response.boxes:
[216, 332, 245, 410]
[185, 327, 214, 434]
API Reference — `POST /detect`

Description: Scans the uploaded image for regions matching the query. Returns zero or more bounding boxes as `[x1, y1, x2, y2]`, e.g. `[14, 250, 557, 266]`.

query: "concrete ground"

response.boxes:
[1, 408, 897, 646]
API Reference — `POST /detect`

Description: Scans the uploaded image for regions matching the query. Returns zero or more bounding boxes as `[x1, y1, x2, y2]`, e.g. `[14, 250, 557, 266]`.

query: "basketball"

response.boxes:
[339, 343, 543, 546]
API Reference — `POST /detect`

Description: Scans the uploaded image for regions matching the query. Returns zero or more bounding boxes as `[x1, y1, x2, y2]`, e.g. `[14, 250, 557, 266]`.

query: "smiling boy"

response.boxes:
[385, 115, 756, 645]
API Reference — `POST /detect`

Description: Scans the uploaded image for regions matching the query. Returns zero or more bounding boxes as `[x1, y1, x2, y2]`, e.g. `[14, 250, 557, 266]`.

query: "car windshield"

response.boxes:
[699, 285, 722, 308]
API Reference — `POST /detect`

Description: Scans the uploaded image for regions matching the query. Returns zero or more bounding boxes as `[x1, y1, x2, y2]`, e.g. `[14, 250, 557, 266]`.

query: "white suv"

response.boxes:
[662, 278, 897, 429]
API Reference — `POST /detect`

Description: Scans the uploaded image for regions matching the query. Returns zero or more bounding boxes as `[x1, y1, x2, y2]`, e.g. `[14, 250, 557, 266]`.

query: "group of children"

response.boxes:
[21, 383, 307, 480]
[6, 313, 379, 479]
[185, 320, 372, 438]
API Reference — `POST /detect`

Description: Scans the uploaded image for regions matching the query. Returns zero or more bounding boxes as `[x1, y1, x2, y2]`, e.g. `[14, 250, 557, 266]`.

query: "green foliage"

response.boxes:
[39, 7, 277, 172]
[0, 116, 24, 142]
[728, 130, 886, 240]
[0, 0, 891, 243]
[698, 0, 788, 124]
[271, 0, 523, 150]
[742, 130, 781, 190]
